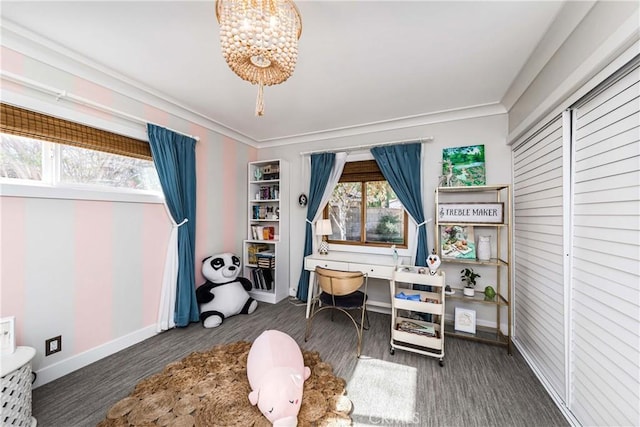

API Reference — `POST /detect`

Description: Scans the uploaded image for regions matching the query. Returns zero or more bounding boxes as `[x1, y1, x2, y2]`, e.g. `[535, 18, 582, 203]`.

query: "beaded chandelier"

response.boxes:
[216, 0, 302, 116]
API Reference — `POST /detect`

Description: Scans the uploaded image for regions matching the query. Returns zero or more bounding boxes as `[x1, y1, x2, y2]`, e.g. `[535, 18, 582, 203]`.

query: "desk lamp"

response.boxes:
[315, 219, 332, 255]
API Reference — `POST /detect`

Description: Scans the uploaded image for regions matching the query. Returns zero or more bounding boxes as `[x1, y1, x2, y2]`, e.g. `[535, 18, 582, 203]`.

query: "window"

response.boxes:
[1, 133, 43, 181]
[0, 103, 162, 198]
[1, 133, 161, 193]
[324, 160, 408, 248]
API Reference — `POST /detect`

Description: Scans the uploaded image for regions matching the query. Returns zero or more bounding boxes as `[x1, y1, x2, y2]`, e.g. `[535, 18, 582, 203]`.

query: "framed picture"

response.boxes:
[1, 316, 16, 354]
[438, 202, 504, 224]
[442, 145, 486, 186]
[454, 308, 476, 334]
[440, 225, 476, 259]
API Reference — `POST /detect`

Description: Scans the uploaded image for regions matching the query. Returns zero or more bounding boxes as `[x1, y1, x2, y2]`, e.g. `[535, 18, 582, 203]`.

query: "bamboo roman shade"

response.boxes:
[0, 103, 152, 160]
[338, 160, 385, 182]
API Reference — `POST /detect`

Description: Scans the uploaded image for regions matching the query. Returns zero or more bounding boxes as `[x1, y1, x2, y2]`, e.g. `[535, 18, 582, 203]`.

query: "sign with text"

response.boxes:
[438, 202, 504, 224]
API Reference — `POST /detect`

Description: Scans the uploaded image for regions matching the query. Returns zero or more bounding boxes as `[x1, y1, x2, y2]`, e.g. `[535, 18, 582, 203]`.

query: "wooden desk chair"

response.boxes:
[305, 266, 369, 357]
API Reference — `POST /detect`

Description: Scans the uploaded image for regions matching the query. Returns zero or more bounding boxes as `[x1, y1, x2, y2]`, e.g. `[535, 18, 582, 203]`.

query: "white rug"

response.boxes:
[346, 357, 418, 426]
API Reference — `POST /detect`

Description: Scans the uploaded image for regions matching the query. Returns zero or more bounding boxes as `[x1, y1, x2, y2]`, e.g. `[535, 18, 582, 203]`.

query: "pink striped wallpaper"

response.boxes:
[1, 46, 24, 74]
[73, 201, 114, 354]
[0, 197, 27, 343]
[0, 48, 256, 378]
[74, 77, 113, 121]
[222, 136, 239, 251]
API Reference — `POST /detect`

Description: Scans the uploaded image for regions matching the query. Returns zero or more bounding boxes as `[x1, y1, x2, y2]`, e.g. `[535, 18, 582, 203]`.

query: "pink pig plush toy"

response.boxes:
[247, 330, 311, 426]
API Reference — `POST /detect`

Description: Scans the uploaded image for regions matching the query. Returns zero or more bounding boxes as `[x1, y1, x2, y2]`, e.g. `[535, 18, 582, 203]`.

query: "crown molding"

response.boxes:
[501, 1, 596, 112]
[0, 19, 257, 146]
[1, 18, 507, 150]
[507, 14, 640, 146]
[256, 103, 507, 149]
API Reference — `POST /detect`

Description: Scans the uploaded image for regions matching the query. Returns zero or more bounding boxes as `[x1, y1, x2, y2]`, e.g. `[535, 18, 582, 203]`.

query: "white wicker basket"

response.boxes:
[1, 347, 36, 427]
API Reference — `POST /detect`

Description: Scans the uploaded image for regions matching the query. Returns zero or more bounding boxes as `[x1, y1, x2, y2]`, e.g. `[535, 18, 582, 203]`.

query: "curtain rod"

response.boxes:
[299, 136, 434, 156]
[1, 71, 200, 141]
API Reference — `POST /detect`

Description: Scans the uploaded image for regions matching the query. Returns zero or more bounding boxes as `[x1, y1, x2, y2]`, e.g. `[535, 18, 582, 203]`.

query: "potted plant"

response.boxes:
[460, 267, 480, 297]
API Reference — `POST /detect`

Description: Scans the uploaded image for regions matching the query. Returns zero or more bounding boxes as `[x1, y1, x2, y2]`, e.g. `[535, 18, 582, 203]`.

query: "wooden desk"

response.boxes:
[304, 251, 410, 318]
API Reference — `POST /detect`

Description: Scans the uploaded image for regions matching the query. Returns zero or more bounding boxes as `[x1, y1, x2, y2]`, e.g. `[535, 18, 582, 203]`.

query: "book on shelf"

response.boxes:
[263, 226, 275, 240]
[253, 268, 265, 290]
[256, 250, 276, 269]
[397, 320, 437, 337]
[251, 269, 257, 289]
[257, 258, 275, 269]
[251, 268, 273, 291]
[247, 243, 269, 264]
[259, 185, 279, 200]
[262, 268, 273, 290]
[250, 226, 275, 241]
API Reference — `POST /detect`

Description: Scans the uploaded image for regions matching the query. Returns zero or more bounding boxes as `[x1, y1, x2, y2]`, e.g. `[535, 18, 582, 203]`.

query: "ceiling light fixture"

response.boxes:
[216, 0, 302, 116]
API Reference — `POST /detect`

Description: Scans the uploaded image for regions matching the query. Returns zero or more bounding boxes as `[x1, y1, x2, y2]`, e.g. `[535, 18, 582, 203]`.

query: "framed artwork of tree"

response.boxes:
[441, 145, 486, 186]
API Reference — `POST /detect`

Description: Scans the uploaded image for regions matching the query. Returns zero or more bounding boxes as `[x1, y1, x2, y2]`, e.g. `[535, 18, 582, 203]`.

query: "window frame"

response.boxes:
[0, 103, 164, 204]
[323, 159, 409, 250]
[0, 180, 164, 204]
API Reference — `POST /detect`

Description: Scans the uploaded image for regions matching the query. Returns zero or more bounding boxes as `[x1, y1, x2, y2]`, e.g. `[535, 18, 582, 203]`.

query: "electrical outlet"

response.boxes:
[45, 335, 62, 356]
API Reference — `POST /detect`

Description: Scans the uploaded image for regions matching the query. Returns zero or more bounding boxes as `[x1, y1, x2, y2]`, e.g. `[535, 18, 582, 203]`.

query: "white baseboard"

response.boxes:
[33, 325, 158, 389]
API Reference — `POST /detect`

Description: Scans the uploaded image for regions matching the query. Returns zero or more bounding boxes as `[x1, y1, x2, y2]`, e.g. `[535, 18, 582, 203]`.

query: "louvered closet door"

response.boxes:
[512, 115, 567, 399]
[570, 61, 639, 427]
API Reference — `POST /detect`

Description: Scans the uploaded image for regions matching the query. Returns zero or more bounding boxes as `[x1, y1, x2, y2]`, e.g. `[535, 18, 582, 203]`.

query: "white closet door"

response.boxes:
[570, 61, 639, 427]
[512, 115, 567, 399]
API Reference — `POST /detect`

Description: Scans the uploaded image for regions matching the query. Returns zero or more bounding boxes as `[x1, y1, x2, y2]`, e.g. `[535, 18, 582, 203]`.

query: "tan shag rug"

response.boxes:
[97, 341, 352, 426]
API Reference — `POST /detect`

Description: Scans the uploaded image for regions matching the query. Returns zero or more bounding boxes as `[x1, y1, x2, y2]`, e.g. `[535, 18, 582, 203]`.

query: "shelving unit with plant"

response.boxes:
[460, 267, 480, 297]
[435, 185, 512, 354]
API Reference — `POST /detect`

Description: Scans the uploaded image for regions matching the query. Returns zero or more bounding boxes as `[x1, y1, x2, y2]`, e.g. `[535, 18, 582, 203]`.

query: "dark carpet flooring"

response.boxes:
[32, 298, 568, 426]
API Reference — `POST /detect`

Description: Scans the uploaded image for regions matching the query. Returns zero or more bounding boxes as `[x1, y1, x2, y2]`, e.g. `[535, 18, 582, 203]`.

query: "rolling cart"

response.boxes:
[389, 267, 445, 366]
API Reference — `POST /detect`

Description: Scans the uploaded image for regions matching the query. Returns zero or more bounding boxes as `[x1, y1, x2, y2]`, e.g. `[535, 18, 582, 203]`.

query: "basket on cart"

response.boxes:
[389, 267, 445, 366]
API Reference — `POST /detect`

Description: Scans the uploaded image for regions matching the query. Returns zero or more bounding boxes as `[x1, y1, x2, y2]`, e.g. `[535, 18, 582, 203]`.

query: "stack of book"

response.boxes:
[256, 251, 276, 269]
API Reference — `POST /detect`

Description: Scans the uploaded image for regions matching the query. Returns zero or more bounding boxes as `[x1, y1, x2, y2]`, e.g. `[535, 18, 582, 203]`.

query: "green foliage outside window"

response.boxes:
[375, 213, 401, 238]
[327, 179, 406, 247]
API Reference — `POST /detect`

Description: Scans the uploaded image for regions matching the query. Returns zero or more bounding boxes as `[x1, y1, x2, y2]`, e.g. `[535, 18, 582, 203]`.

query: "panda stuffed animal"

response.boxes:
[195, 252, 258, 328]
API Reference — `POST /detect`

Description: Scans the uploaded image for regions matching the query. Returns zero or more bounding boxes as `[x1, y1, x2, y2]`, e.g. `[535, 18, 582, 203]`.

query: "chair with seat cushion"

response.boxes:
[305, 266, 369, 357]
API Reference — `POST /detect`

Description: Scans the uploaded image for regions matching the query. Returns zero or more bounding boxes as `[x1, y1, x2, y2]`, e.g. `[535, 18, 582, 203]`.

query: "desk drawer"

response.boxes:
[305, 259, 349, 271]
[349, 263, 394, 279]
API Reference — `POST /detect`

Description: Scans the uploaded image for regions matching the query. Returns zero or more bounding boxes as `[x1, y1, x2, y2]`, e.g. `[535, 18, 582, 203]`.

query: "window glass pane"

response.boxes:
[365, 181, 405, 244]
[328, 182, 361, 241]
[0, 133, 43, 180]
[60, 145, 161, 192]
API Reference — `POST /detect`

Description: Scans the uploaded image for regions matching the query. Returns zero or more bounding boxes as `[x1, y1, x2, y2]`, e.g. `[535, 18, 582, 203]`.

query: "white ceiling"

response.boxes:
[1, 1, 568, 146]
